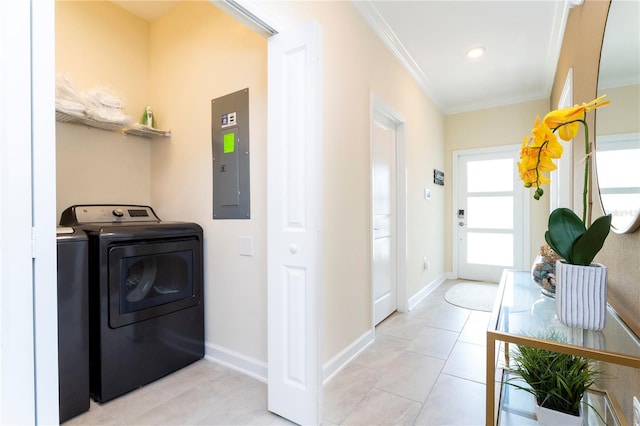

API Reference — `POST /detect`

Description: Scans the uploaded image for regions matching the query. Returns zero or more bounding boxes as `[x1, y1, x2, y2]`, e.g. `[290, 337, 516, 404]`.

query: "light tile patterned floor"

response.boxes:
[65, 280, 491, 425]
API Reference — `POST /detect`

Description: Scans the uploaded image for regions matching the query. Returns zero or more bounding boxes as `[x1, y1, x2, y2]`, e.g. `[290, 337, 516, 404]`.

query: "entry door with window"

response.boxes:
[372, 115, 397, 325]
[455, 148, 526, 282]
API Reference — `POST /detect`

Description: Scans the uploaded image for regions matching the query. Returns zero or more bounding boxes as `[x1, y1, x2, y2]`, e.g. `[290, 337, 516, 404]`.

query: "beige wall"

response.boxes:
[57, 0, 270, 362]
[56, 1, 152, 218]
[254, 1, 446, 360]
[147, 1, 269, 362]
[596, 84, 640, 135]
[53, 0, 639, 419]
[444, 99, 551, 273]
[551, 0, 639, 419]
[55, 0, 446, 367]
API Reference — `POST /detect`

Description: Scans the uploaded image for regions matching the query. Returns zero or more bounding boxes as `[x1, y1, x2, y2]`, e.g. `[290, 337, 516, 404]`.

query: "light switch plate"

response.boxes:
[239, 236, 254, 256]
[425, 188, 431, 200]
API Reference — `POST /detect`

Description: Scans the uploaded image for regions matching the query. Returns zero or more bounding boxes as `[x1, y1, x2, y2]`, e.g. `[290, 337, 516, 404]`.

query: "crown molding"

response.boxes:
[351, 1, 444, 111]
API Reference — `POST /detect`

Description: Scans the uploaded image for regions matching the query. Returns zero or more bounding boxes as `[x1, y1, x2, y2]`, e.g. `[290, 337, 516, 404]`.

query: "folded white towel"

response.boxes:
[84, 87, 125, 110]
[55, 99, 86, 117]
[86, 107, 131, 126]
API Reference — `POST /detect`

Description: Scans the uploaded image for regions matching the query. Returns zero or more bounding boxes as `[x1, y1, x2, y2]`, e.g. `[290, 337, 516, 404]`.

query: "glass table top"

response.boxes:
[493, 270, 640, 364]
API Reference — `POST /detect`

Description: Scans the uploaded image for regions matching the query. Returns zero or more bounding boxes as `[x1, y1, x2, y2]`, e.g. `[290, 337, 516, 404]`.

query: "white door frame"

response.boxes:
[451, 145, 530, 280]
[1, 0, 59, 423]
[370, 93, 407, 328]
[550, 68, 574, 211]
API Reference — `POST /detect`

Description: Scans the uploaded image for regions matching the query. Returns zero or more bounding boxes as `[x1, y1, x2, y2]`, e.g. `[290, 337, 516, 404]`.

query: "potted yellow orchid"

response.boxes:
[518, 96, 612, 330]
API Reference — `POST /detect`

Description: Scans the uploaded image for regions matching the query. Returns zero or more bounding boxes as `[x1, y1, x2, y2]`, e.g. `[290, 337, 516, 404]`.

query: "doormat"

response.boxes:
[444, 282, 498, 312]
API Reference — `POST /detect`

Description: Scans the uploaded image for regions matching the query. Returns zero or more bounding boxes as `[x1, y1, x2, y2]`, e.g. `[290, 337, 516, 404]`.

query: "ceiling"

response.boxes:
[353, 1, 574, 114]
[112, 0, 576, 115]
[111, 0, 179, 21]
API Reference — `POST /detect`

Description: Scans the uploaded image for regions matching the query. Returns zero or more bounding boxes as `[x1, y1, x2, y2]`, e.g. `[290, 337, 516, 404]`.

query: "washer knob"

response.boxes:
[112, 208, 125, 217]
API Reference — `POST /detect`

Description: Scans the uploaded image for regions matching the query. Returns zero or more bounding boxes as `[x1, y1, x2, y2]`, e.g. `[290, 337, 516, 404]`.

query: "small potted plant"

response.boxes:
[507, 335, 601, 425]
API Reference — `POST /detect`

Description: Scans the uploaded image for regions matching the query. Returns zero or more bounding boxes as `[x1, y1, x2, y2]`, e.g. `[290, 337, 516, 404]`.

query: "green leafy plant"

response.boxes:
[545, 208, 612, 266]
[507, 334, 600, 417]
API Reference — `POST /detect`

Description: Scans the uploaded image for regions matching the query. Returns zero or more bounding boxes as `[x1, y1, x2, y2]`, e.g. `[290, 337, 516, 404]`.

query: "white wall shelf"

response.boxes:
[56, 112, 171, 139]
[56, 111, 125, 132]
[124, 125, 171, 138]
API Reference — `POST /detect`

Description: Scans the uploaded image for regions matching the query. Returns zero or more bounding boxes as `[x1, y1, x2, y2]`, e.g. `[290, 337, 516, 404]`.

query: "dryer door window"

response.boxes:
[121, 251, 192, 312]
[108, 238, 202, 328]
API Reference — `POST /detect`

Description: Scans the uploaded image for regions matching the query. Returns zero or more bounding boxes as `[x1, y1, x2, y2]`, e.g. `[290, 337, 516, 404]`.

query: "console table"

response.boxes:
[486, 270, 640, 425]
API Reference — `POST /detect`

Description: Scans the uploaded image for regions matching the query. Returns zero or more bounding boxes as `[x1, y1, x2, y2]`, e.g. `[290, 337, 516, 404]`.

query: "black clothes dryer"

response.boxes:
[60, 205, 204, 403]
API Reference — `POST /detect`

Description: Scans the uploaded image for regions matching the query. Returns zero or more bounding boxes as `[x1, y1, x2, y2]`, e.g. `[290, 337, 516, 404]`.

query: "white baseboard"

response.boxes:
[204, 342, 268, 383]
[205, 330, 375, 388]
[322, 329, 375, 385]
[204, 272, 451, 387]
[408, 273, 447, 311]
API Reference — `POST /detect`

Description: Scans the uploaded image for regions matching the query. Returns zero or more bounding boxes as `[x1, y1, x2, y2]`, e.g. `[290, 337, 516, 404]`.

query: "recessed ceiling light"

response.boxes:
[466, 46, 486, 59]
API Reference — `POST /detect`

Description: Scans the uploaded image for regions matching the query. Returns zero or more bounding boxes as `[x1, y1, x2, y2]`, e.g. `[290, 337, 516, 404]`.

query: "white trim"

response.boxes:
[542, 1, 573, 101]
[408, 273, 447, 311]
[353, 1, 569, 115]
[596, 132, 640, 151]
[206, 331, 377, 390]
[213, 0, 283, 36]
[32, 0, 59, 422]
[1, 1, 37, 423]
[205, 342, 268, 383]
[551, 68, 574, 211]
[322, 330, 374, 385]
[370, 93, 408, 325]
[354, 3, 443, 111]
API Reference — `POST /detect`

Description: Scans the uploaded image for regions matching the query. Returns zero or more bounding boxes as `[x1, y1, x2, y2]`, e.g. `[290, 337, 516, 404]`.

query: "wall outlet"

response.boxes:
[633, 396, 639, 426]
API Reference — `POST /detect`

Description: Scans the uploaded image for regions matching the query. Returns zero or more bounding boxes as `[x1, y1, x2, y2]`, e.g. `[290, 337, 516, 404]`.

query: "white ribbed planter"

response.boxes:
[555, 261, 607, 331]
[535, 404, 583, 426]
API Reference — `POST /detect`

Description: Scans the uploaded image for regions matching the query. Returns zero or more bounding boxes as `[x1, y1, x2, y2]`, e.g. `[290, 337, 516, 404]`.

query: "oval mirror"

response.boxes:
[595, 0, 640, 233]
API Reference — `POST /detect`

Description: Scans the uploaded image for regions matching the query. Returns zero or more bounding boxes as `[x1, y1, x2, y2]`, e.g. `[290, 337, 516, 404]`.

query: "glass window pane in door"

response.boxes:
[467, 159, 514, 193]
[467, 196, 513, 229]
[467, 233, 513, 266]
[597, 148, 640, 188]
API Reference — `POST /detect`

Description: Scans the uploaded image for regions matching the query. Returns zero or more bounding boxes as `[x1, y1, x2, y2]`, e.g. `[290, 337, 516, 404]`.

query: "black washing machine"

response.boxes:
[60, 204, 205, 403]
[56, 226, 90, 422]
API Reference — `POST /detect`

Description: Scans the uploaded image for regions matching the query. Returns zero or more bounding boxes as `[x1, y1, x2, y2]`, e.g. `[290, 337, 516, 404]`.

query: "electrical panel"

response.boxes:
[211, 88, 250, 219]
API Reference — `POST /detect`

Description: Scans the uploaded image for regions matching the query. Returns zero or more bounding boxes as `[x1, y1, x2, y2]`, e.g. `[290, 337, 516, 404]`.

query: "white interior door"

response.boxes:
[372, 116, 396, 325]
[267, 21, 322, 426]
[455, 147, 526, 282]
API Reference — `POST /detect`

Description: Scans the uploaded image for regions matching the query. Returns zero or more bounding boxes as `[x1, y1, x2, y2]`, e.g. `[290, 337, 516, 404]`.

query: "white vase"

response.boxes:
[535, 404, 583, 426]
[555, 260, 607, 331]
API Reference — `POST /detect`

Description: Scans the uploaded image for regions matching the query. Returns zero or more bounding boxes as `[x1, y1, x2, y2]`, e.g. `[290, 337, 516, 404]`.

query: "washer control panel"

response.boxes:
[60, 205, 161, 224]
